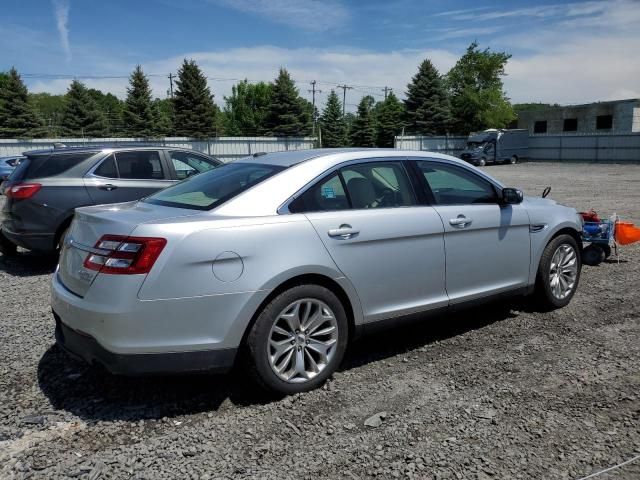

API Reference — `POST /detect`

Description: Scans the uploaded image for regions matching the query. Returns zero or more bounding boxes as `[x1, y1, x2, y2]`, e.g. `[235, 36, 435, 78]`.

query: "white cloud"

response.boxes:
[210, 0, 349, 31]
[52, 0, 71, 61]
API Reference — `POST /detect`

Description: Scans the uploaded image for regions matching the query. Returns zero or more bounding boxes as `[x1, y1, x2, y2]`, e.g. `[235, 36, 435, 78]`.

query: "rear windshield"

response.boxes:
[10, 152, 97, 181]
[143, 162, 285, 210]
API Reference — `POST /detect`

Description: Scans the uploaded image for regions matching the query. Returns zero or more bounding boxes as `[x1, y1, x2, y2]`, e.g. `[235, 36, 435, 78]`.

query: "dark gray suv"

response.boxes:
[0, 146, 221, 255]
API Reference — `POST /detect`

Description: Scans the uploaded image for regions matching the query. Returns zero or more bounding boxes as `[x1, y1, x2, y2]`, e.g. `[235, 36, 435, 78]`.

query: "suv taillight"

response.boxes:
[5, 183, 41, 199]
[83, 235, 167, 275]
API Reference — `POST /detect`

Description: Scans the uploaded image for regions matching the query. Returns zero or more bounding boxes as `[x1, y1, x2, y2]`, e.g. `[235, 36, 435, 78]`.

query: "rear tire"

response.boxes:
[244, 284, 349, 395]
[0, 230, 17, 257]
[534, 234, 581, 310]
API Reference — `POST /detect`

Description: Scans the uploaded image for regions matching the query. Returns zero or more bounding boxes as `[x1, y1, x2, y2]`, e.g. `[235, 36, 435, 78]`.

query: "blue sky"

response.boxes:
[1, 0, 639, 110]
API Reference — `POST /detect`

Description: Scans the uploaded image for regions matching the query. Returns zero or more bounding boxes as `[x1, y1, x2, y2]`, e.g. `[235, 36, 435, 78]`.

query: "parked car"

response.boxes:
[0, 155, 25, 186]
[460, 129, 529, 167]
[0, 146, 221, 255]
[51, 149, 583, 394]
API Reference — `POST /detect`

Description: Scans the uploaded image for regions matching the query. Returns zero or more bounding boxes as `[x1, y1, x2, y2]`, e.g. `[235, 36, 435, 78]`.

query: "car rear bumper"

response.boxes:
[54, 312, 237, 375]
[0, 225, 55, 252]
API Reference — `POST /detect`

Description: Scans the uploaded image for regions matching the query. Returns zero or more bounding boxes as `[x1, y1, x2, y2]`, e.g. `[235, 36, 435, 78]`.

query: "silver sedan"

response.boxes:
[51, 149, 583, 394]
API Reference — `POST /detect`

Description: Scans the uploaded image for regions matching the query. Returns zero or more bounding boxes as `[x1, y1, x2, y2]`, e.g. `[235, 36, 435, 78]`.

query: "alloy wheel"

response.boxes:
[548, 244, 578, 299]
[267, 298, 339, 383]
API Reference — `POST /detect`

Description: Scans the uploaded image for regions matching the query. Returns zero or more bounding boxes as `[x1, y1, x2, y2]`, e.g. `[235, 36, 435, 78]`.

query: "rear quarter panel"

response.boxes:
[133, 214, 364, 341]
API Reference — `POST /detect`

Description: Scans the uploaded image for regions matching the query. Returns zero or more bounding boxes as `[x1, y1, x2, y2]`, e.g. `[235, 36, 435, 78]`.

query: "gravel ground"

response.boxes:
[1, 162, 639, 479]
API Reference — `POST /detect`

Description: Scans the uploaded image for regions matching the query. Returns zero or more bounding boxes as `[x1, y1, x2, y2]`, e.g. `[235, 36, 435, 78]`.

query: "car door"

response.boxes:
[414, 160, 530, 304]
[84, 150, 174, 204]
[290, 159, 447, 323]
[166, 150, 221, 180]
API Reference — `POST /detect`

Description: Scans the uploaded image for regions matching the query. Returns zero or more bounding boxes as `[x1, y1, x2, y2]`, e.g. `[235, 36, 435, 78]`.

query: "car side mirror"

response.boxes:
[501, 187, 523, 205]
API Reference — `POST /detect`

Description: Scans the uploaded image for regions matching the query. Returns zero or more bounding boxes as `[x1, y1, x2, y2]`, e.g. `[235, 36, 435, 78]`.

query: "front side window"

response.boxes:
[144, 162, 284, 210]
[115, 151, 164, 180]
[169, 151, 220, 179]
[417, 161, 498, 205]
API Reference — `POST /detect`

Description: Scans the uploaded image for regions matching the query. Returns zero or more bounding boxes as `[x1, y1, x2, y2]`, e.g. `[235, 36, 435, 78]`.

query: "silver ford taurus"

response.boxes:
[51, 149, 583, 394]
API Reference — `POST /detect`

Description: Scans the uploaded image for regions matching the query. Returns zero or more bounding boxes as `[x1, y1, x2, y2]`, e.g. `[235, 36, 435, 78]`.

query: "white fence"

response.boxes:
[395, 134, 640, 162]
[0, 137, 317, 162]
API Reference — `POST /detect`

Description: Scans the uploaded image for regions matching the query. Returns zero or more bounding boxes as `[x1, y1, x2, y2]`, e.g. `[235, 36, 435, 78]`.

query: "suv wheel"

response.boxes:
[476, 157, 486, 167]
[534, 234, 581, 310]
[0, 230, 17, 256]
[245, 284, 348, 395]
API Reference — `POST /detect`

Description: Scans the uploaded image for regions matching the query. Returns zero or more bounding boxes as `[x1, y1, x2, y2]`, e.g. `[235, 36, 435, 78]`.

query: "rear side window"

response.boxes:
[94, 155, 118, 178]
[290, 161, 416, 213]
[289, 173, 349, 213]
[144, 162, 284, 210]
[13, 152, 96, 181]
[115, 151, 165, 180]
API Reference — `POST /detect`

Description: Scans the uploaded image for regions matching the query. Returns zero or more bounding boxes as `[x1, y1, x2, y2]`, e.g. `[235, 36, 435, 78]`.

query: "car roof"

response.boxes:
[22, 145, 211, 157]
[236, 148, 471, 169]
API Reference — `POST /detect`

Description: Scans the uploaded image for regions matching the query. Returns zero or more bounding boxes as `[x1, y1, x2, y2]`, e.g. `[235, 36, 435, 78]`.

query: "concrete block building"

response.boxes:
[517, 99, 640, 134]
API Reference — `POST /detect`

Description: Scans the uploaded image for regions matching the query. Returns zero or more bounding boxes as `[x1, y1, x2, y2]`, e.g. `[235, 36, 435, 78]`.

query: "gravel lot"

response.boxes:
[1, 162, 639, 479]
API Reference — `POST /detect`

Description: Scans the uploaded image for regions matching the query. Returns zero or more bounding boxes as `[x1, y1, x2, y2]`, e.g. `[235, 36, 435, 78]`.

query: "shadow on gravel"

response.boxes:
[0, 252, 57, 277]
[38, 300, 521, 422]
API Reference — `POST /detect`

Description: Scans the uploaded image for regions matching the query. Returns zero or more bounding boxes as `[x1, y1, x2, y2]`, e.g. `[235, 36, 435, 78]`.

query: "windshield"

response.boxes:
[144, 162, 285, 210]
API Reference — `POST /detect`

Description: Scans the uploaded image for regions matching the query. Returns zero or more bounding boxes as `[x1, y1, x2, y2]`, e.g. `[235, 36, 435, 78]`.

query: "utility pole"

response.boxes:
[308, 80, 322, 136]
[382, 86, 392, 100]
[337, 84, 353, 116]
[168, 73, 174, 99]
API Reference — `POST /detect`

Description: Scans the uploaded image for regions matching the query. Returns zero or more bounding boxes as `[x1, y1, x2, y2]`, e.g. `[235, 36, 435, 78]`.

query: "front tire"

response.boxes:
[507, 155, 518, 165]
[476, 157, 486, 167]
[534, 234, 581, 310]
[245, 284, 349, 395]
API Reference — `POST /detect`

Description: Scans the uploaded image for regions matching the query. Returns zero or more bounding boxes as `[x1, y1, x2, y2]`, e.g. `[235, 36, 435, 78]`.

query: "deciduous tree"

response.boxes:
[447, 42, 515, 134]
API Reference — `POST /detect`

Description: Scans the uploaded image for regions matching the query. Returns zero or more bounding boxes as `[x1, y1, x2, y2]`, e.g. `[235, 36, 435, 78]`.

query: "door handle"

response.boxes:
[97, 184, 117, 191]
[328, 224, 359, 239]
[449, 215, 472, 227]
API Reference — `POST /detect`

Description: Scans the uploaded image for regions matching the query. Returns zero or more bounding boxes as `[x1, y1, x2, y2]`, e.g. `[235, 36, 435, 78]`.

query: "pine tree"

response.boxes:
[0, 68, 44, 138]
[263, 68, 311, 136]
[319, 90, 346, 147]
[375, 92, 405, 148]
[350, 95, 377, 147]
[173, 59, 218, 138]
[404, 59, 451, 135]
[123, 65, 155, 137]
[152, 98, 173, 137]
[60, 80, 108, 137]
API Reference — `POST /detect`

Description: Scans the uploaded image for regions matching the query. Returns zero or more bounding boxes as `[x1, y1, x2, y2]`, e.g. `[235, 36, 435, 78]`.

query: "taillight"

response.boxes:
[5, 183, 41, 199]
[83, 235, 166, 275]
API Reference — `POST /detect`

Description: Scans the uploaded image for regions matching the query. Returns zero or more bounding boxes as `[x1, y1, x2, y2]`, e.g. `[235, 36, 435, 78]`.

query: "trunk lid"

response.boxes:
[58, 201, 199, 297]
